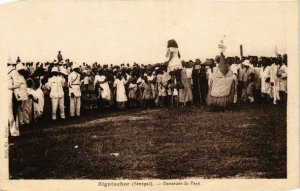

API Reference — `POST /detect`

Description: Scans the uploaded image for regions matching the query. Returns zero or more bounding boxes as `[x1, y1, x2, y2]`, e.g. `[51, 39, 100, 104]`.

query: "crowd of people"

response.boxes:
[7, 40, 288, 137]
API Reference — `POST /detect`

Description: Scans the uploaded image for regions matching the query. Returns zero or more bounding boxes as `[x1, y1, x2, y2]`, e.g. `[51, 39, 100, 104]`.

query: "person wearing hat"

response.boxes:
[8, 62, 18, 136]
[241, 60, 255, 103]
[14, 63, 30, 125]
[68, 63, 82, 117]
[46, 66, 66, 120]
[7, 62, 26, 136]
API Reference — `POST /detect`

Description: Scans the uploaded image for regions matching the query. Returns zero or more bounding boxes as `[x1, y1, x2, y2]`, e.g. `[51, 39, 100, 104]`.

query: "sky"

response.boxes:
[0, 1, 291, 65]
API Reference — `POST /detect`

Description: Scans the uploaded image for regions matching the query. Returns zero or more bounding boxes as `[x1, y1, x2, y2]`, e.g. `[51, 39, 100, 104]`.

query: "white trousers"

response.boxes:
[8, 95, 20, 136]
[272, 81, 280, 103]
[70, 96, 81, 117]
[51, 97, 65, 120]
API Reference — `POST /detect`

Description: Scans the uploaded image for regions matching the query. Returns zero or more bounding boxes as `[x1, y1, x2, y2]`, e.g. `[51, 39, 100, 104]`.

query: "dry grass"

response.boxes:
[9, 103, 286, 179]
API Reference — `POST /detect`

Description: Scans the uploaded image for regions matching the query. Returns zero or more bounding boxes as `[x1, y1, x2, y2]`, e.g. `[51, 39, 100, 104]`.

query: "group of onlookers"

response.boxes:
[7, 49, 287, 137]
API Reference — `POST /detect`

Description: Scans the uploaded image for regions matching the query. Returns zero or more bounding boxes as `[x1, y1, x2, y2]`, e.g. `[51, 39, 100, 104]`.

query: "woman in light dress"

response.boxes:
[113, 73, 127, 109]
[166, 39, 183, 88]
[260, 58, 272, 102]
[128, 79, 138, 108]
[94, 69, 111, 102]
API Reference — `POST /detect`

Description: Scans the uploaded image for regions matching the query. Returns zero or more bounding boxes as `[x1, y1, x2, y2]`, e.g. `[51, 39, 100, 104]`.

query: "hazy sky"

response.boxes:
[0, 1, 291, 65]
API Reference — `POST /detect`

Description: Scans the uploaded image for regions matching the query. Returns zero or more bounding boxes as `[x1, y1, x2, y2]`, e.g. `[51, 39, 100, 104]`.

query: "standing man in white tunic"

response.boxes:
[14, 63, 29, 125]
[46, 67, 65, 120]
[278, 55, 287, 104]
[260, 58, 271, 102]
[68, 63, 82, 117]
[8, 62, 21, 136]
[270, 58, 280, 104]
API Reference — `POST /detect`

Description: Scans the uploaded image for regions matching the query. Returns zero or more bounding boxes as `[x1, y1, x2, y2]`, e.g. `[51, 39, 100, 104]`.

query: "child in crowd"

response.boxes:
[113, 73, 127, 109]
[26, 78, 39, 123]
[128, 79, 138, 108]
[33, 79, 44, 120]
[139, 76, 153, 108]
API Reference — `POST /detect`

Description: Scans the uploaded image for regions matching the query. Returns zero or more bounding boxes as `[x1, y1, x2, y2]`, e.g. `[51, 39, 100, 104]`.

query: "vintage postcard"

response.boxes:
[0, 0, 299, 191]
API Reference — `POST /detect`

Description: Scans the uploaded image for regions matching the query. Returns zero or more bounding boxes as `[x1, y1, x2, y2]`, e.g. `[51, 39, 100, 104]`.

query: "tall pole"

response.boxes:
[240, 45, 243, 57]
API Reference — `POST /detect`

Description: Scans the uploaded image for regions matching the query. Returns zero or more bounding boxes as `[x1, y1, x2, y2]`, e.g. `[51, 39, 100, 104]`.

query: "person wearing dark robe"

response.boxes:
[57, 51, 63, 63]
[199, 61, 208, 105]
[192, 59, 208, 105]
[16, 56, 21, 63]
[192, 59, 201, 105]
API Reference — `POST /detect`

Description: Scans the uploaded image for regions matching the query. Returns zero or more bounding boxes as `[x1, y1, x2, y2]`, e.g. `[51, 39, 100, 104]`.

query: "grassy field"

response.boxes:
[9, 103, 286, 179]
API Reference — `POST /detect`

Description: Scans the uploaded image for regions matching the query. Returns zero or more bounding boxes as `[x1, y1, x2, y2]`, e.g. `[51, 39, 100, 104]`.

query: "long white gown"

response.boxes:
[8, 68, 20, 136]
[94, 75, 111, 101]
[114, 78, 127, 102]
[278, 64, 287, 93]
[167, 47, 182, 72]
[34, 88, 44, 119]
[260, 66, 271, 95]
[270, 63, 280, 102]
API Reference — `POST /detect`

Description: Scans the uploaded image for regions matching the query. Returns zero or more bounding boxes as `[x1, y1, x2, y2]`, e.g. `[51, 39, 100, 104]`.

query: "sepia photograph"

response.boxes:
[0, 0, 299, 190]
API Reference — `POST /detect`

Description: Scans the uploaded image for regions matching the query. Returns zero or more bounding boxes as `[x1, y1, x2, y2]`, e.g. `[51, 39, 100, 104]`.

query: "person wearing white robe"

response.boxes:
[34, 80, 44, 119]
[230, 60, 239, 103]
[14, 63, 29, 125]
[26, 84, 39, 122]
[260, 60, 271, 101]
[114, 74, 127, 103]
[270, 61, 280, 104]
[68, 64, 82, 117]
[7, 64, 21, 136]
[277, 60, 287, 104]
[278, 63, 287, 93]
[94, 74, 111, 101]
[47, 67, 66, 120]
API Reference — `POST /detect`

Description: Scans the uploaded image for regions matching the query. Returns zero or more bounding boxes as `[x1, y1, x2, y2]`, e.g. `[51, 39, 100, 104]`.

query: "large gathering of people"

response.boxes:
[7, 40, 288, 137]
